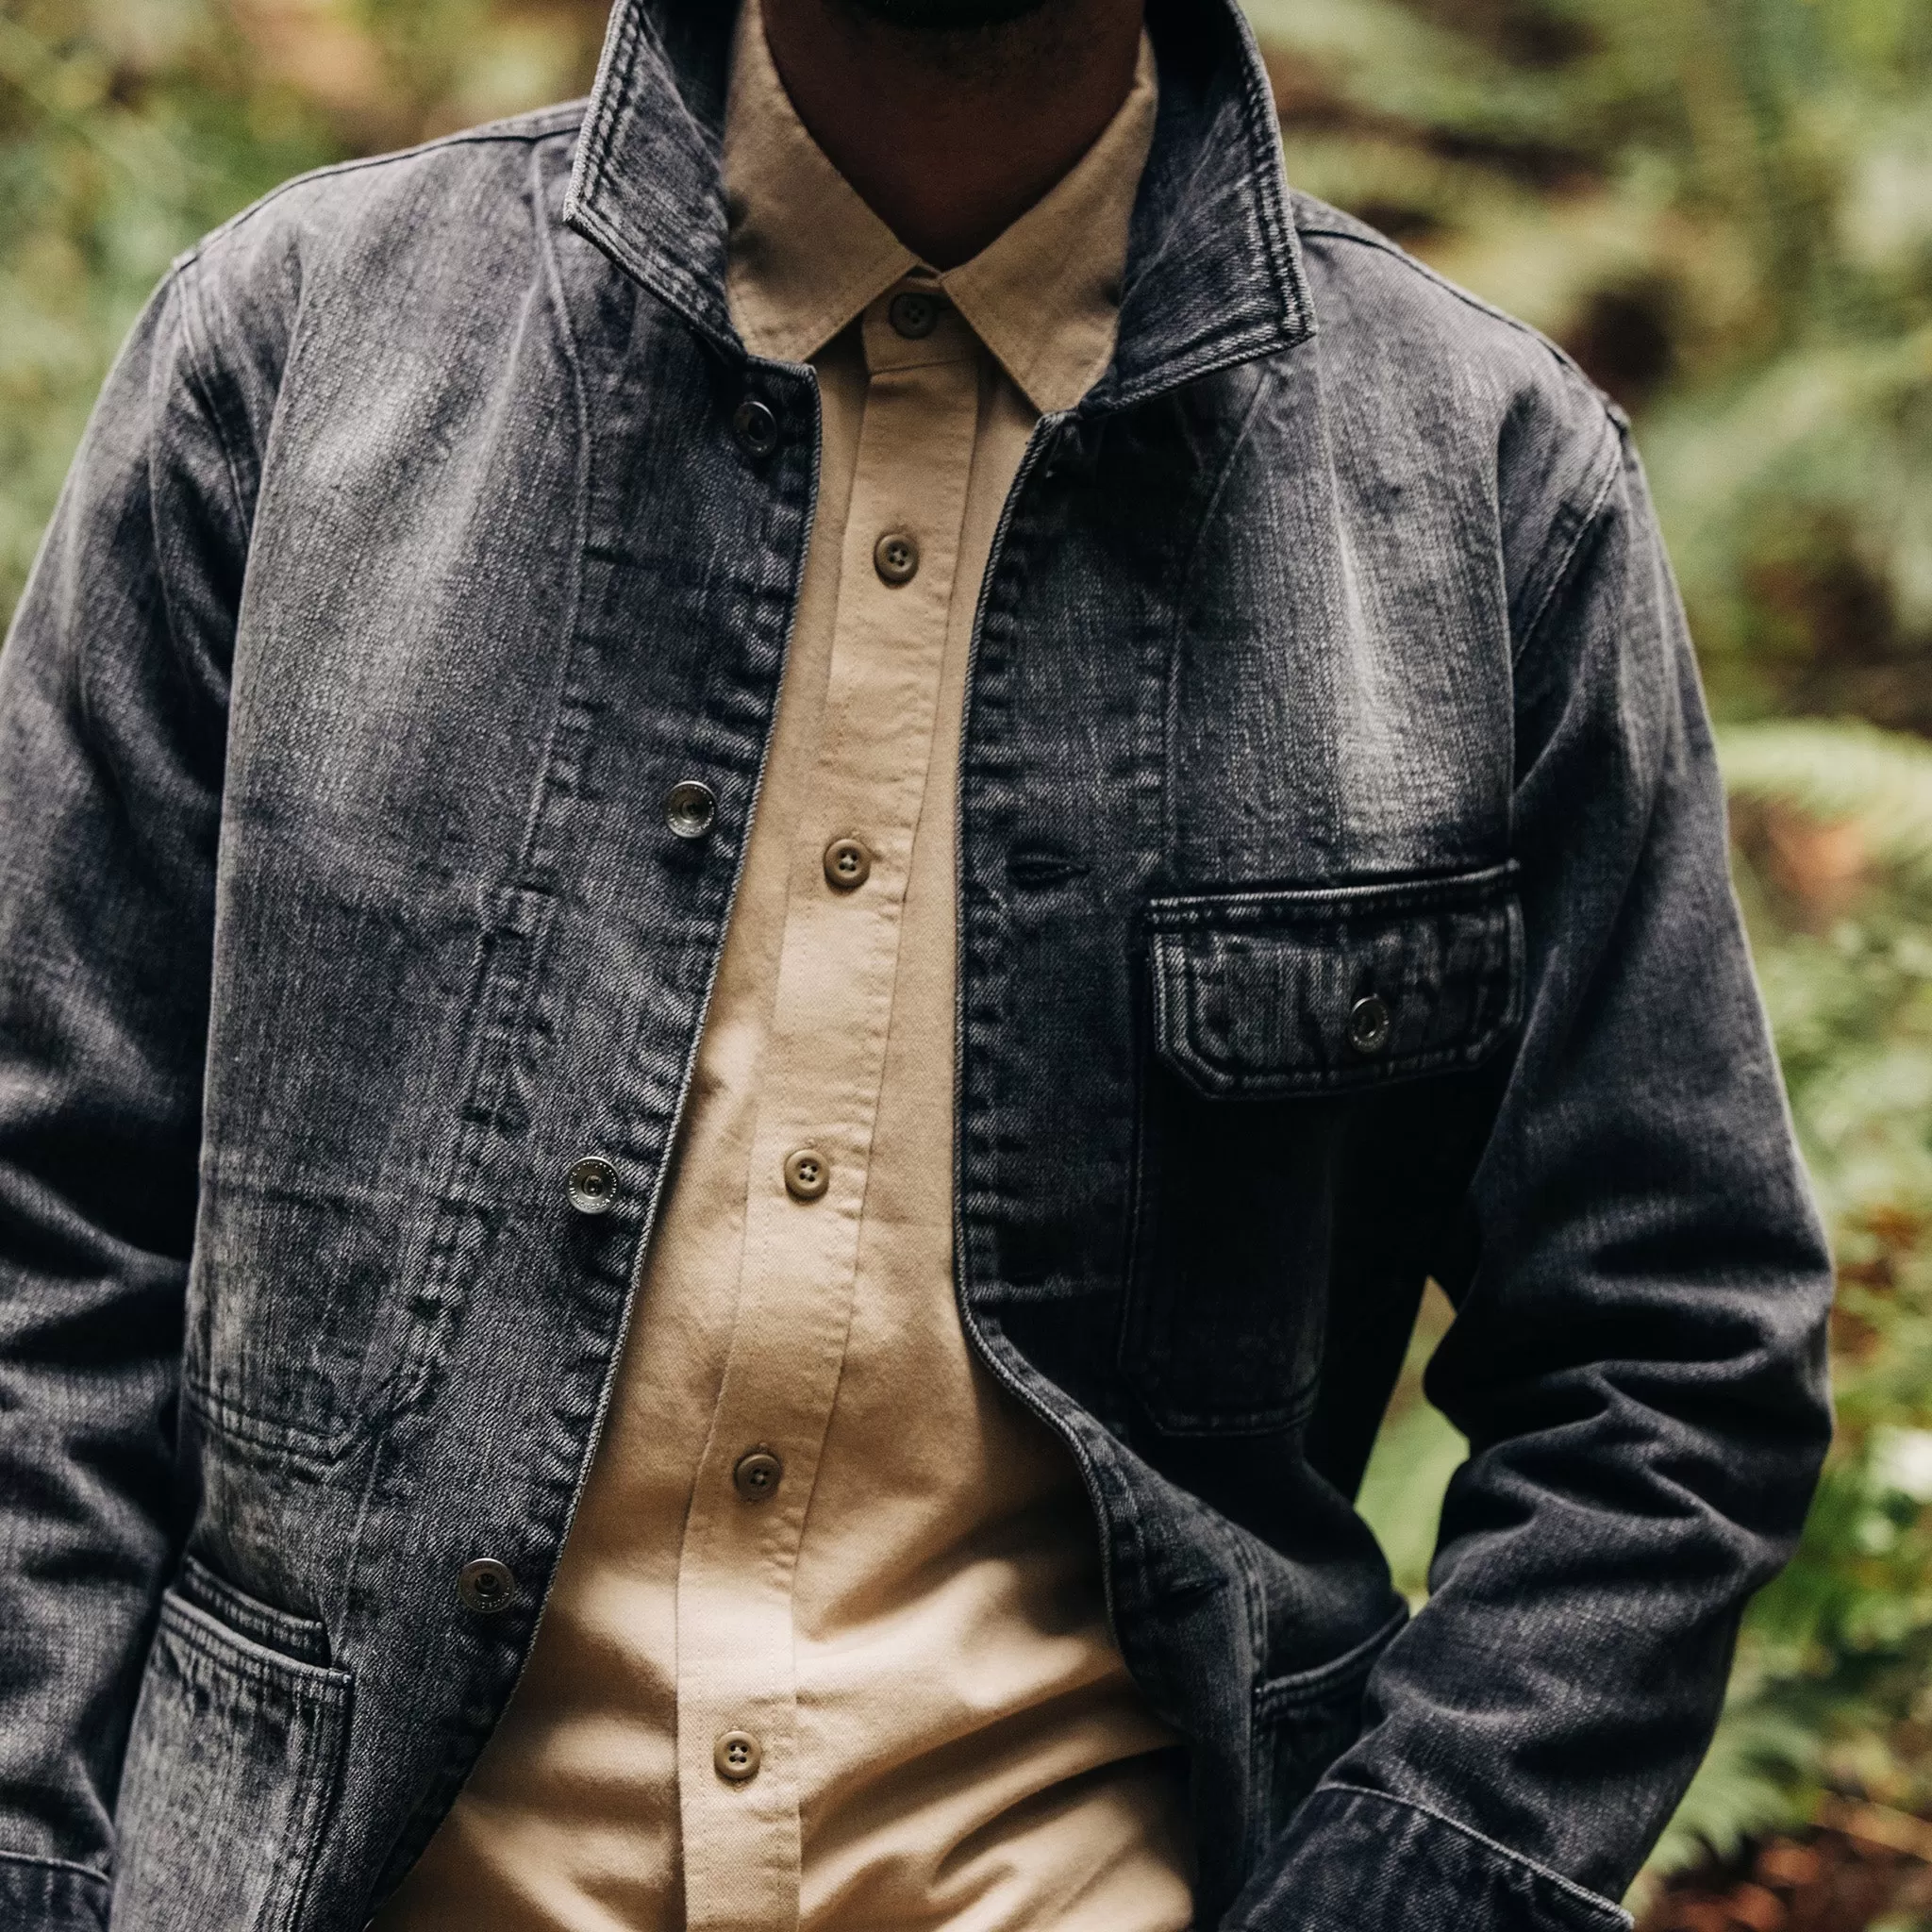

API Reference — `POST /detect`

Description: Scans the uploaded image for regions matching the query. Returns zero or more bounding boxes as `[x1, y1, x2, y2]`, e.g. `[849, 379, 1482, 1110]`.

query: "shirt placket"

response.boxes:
[675, 293, 984, 1932]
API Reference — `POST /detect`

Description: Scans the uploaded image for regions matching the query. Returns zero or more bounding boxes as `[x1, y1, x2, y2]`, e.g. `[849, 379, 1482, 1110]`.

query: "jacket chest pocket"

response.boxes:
[1122, 862, 1523, 1437]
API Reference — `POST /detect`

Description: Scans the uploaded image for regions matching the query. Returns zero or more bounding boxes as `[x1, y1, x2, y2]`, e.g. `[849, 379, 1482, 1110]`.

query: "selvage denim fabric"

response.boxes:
[0, 0, 1832, 1926]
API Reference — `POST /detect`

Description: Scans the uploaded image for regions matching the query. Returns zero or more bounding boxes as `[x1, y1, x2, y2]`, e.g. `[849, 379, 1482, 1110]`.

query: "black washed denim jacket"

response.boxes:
[0, 0, 1833, 1927]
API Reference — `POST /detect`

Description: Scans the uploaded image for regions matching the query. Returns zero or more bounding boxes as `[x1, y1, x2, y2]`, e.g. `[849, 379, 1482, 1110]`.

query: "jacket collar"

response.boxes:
[563, 0, 1314, 411]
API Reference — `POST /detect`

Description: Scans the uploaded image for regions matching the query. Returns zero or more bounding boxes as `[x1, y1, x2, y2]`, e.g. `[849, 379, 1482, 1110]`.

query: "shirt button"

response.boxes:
[664, 778, 717, 839]
[733, 1448, 784, 1502]
[566, 1155, 618, 1214]
[714, 1729, 762, 1784]
[783, 1147, 830, 1200]
[888, 290, 941, 339]
[1347, 994, 1392, 1057]
[456, 1557, 516, 1614]
[874, 530, 920, 585]
[823, 836, 873, 891]
[731, 396, 779, 458]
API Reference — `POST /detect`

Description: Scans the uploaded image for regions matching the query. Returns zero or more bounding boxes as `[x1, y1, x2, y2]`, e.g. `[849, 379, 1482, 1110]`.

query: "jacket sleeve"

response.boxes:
[0, 265, 240, 1930]
[1233, 424, 1835, 1931]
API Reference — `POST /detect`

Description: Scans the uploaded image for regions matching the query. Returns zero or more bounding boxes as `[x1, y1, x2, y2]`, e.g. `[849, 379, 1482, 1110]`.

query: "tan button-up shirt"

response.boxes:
[379, 13, 1191, 1931]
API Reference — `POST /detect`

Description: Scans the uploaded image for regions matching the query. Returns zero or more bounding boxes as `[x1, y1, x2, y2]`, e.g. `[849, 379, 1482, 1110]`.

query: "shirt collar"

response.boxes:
[721, 5, 913, 373]
[724, 7, 1158, 416]
[564, 0, 1315, 411]
[942, 34, 1158, 414]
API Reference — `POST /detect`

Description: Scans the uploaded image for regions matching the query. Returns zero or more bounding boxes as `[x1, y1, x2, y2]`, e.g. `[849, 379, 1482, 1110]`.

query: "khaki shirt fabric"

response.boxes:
[378, 14, 1191, 1931]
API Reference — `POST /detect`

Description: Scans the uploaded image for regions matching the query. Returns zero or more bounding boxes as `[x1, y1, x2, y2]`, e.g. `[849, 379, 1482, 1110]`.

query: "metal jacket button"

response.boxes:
[1347, 994, 1392, 1057]
[824, 836, 872, 891]
[874, 530, 919, 585]
[784, 1147, 829, 1200]
[457, 1557, 516, 1614]
[731, 396, 778, 458]
[567, 1155, 618, 1214]
[733, 1448, 783, 1502]
[664, 779, 717, 839]
[888, 290, 941, 339]
[714, 1729, 762, 1783]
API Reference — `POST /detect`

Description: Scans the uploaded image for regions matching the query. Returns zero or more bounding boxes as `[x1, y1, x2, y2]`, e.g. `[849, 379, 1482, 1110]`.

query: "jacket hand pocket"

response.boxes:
[110, 1570, 350, 1932]
[1252, 1605, 1407, 1837]
[1123, 863, 1522, 1436]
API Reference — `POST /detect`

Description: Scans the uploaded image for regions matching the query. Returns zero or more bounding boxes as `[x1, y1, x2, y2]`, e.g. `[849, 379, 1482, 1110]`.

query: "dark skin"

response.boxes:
[759, 0, 1147, 270]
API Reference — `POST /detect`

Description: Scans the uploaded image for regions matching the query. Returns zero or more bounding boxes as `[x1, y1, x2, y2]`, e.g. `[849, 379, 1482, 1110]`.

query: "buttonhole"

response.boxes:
[1007, 844, 1091, 890]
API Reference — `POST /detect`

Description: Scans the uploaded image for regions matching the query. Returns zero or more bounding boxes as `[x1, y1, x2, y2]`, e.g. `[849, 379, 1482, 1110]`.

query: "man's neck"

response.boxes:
[758, 0, 1146, 271]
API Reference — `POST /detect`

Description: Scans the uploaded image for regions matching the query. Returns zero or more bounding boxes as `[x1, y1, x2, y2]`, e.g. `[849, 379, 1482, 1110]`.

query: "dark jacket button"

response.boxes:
[731, 397, 778, 458]
[714, 1729, 762, 1783]
[1347, 994, 1392, 1056]
[457, 1557, 516, 1614]
[664, 779, 717, 839]
[567, 1155, 618, 1214]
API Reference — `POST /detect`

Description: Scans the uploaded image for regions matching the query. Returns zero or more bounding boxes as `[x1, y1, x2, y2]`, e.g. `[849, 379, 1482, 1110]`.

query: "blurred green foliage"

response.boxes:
[1651, 724, 1932, 1891]
[5, 0, 1932, 1920]
[1248, 0, 1932, 732]
[0, 0, 606, 616]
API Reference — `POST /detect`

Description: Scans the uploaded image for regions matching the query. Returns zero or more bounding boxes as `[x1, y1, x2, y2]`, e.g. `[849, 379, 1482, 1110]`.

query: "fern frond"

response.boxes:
[1719, 720, 1932, 896]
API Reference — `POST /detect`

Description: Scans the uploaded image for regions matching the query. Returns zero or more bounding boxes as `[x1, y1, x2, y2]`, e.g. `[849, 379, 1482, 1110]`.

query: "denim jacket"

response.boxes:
[0, 0, 1833, 1926]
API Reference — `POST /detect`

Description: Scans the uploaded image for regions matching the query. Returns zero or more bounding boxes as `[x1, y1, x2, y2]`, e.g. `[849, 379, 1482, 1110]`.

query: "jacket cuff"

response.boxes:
[1229, 1785, 1632, 1932]
[0, 1852, 109, 1932]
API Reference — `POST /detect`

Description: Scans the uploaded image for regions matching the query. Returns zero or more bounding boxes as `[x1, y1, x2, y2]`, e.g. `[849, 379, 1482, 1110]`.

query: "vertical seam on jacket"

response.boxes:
[1511, 416, 1624, 667]
[1161, 363, 1278, 866]
[170, 262, 255, 554]
[101, 269, 233, 753]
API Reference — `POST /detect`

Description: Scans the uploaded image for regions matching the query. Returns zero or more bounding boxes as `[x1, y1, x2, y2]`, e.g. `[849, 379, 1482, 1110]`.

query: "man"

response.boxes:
[0, 0, 1832, 1924]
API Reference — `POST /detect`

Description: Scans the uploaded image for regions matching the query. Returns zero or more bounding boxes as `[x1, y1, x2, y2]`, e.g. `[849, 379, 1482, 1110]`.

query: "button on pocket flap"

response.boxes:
[1146, 862, 1524, 1098]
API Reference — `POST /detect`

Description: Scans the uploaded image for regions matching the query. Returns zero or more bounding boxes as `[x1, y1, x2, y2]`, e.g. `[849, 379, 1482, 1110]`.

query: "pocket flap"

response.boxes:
[1146, 862, 1524, 1098]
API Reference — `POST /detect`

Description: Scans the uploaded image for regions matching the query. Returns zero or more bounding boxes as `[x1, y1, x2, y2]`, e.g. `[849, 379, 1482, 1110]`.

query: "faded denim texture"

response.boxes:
[0, 0, 1833, 1926]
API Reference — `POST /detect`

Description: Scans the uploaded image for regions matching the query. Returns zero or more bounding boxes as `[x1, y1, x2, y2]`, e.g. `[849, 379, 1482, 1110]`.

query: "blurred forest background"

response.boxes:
[2, 0, 1930, 1926]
